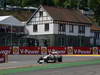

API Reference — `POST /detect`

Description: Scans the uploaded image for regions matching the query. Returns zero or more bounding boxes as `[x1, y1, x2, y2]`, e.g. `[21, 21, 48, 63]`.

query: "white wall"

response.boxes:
[53, 23, 91, 37]
[26, 23, 54, 35]
[53, 24, 58, 34]
[85, 26, 91, 37]
[92, 32, 100, 45]
[66, 25, 78, 36]
[26, 7, 54, 35]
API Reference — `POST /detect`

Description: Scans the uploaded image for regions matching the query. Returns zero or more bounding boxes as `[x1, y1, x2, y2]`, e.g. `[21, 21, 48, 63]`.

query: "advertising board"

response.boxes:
[19, 47, 40, 55]
[0, 47, 12, 55]
[73, 47, 91, 54]
[47, 47, 66, 55]
[0, 54, 5, 63]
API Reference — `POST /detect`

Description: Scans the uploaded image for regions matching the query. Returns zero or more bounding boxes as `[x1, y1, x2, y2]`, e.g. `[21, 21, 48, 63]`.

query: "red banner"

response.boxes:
[0, 54, 5, 63]
[73, 47, 92, 54]
[98, 47, 100, 54]
[0, 46, 99, 55]
[0, 46, 12, 55]
[19, 47, 41, 55]
[47, 47, 66, 55]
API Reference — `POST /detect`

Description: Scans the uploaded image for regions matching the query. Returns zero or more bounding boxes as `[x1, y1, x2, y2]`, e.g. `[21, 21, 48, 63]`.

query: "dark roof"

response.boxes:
[0, 10, 33, 21]
[43, 6, 92, 24]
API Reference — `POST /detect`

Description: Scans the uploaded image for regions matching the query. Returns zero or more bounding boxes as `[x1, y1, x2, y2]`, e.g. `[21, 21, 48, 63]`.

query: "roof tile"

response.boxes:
[43, 6, 91, 23]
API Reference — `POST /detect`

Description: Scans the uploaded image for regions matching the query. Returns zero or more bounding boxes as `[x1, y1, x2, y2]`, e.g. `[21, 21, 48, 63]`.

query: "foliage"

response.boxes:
[1, 0, 100, 25]
[89, 0, 100, 25]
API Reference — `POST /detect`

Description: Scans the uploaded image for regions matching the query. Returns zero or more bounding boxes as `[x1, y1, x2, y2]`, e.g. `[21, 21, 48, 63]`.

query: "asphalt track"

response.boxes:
[8, 55, 100, 63]
[8, 64, 100, 75]
[1, 55, 100, 75]
[4, 55, 100, 69]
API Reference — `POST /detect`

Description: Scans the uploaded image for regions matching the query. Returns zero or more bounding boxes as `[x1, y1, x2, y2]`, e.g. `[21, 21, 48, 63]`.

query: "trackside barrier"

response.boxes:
[0, 46, 12, 55]
[0, 46, 100, 55]
[92, 47, 98, 54]
[41, 47, 48, 55]
[47, 47, 67, 55]
[98, 47, 100, 54]
[12, 46, 19, 55]
[19, 47, 41, 55]
[67, 47, 73, 55]
[0, 54, 5, 63]
[73, 47, 92, 54]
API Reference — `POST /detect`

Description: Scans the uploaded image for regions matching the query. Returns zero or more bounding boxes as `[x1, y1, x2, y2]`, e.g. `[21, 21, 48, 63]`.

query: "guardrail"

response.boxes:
[0, 54, 6, 63]
[0, 46, 100, 55]
[0, 46, 100, 63]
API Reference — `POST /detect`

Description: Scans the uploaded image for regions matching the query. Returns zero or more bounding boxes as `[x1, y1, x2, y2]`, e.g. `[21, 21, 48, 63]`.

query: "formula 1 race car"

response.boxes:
[37, 51, 62, 64]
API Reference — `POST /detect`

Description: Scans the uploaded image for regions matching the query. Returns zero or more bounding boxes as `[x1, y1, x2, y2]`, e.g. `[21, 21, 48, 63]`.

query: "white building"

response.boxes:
[26, 5, 94, 47]
[91, 25, 100, 46]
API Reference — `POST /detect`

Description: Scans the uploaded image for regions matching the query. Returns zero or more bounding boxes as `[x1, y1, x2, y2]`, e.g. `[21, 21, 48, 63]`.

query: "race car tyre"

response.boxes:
[44, 59, 48, 63]
[37, 57, 44, 64]
[58, 56, 62, 62]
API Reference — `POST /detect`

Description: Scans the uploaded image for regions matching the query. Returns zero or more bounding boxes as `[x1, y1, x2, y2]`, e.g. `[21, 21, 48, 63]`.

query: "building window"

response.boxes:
[39, 11, 43, 17]
[69, 25, 74, 33]
[95, 32, 99, 39]
[58, 24, 66, 32]
[78, 25, 85, 33]
[33, 24, 37, 32]
[45, 23, 49, 31]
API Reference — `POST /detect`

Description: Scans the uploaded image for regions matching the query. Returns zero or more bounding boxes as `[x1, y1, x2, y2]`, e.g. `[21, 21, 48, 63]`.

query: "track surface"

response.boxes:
[8, 64, 100, 75]
[1, 55, 100, 75]
[0, 55, 100, 69]
[8, 55, 100, 63]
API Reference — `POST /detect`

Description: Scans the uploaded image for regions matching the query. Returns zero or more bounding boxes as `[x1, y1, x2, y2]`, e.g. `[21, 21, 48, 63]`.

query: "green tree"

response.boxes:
[63, 0, 70, 8]
[63, 0, 78, 8]
[42, 0, 54, 6]
[94, 1, 100, 25]
[89, 0, 99, 10]
[70, 0, 78, 8]
[79, 0, 88, 9]
[88, 0, 100, 25]
[0, 0, 7, 9]
[52, 0, 60, 6]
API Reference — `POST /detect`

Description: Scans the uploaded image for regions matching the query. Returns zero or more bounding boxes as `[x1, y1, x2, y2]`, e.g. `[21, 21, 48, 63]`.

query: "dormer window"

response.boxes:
[39, 11, 43, 17]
